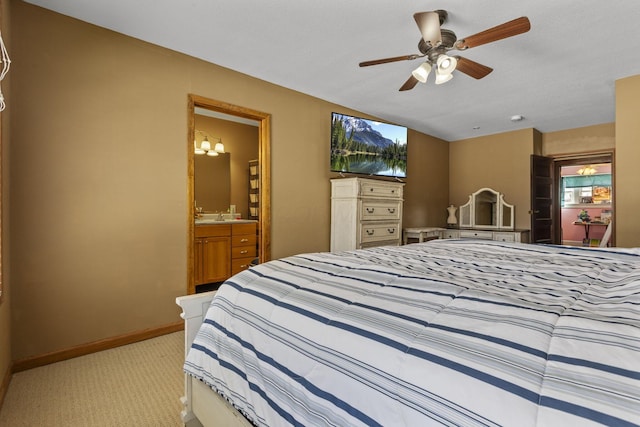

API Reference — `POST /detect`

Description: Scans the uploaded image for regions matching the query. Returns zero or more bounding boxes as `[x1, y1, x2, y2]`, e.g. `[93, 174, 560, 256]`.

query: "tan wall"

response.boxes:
[542, 123, 615, 157]
[8, 2, 448, 360]
[449, 129, 538, 230]
[400, 130, 449, 228]
[615, 75, 640, 247]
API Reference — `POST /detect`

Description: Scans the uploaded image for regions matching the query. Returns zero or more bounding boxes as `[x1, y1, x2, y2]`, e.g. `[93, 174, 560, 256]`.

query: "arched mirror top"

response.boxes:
[458, 187, 514, 230]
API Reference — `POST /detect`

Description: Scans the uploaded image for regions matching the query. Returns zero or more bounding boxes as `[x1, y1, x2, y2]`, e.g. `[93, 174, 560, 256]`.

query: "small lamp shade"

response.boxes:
[435, 71, 453, 85]
[411, 62, 432, 83]
[200, 137, 211, 152]
[194, 140, 205, 155]
[214, 141, 225, 153]
[436, 54, 457, 75]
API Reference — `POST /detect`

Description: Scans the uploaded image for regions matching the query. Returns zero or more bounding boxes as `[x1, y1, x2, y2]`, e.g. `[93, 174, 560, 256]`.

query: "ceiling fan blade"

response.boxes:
[455, 17, 530, 50]
[359, 54, 420, 67]
[399, 75, 420, 91]
[454, 56, 493, 79]
[413, 11, 442, 46]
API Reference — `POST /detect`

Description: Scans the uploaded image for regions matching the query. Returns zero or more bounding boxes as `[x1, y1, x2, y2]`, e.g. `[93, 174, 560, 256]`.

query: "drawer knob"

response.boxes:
[387, 228, 395, 234]
[240, 250, 248, 254]
[240, 238, 249, 242]
[366, 229, 374, 236]
[388, 208, 395, 213]
[366, 207, 375, 213]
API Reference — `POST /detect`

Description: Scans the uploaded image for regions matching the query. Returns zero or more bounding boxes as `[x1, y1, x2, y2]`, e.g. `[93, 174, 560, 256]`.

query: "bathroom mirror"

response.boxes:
[187, 95, 271, 294]
[194, 153, 230, 213]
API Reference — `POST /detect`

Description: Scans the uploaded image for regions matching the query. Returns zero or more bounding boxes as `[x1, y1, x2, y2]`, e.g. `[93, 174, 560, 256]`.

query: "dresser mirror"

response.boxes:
[459, 188, 514, 230]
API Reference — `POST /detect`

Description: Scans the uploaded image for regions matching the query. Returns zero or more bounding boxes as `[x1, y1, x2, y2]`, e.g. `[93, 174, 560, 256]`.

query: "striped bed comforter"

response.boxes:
[184, 240, 640, 427]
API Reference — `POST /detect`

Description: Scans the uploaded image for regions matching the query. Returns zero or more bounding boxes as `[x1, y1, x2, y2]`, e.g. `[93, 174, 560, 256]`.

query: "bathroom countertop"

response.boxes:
[195, 219, 258, 225]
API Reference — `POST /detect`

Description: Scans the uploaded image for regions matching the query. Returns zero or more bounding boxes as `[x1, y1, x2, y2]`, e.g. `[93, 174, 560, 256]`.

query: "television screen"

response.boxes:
[331, 112, 408, 178]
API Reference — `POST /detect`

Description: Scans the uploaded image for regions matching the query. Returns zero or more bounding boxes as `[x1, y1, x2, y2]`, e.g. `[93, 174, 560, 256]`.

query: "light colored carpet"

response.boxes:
[0, 331, 184, 427]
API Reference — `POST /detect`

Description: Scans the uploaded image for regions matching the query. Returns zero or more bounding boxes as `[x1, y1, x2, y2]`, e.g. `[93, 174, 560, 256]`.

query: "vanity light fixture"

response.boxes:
[213, 141, 225, 154]
[194, 130, 225, 156]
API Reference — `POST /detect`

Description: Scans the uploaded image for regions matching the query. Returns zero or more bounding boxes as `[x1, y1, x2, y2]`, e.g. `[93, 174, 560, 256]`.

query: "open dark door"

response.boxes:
[530, 155, 554, 244]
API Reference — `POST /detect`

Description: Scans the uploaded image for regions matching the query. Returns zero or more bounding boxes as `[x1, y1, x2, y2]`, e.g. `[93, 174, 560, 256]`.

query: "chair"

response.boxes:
[599, 221, 613, 247]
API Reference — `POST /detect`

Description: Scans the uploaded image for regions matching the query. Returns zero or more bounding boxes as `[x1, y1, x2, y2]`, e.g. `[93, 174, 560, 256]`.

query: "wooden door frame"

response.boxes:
[552, 151, 614, 246]
[186, 95, 271, 294]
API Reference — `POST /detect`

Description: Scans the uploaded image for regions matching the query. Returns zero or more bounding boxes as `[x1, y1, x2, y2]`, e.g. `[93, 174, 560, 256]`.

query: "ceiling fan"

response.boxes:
[359, 10, 531, 91]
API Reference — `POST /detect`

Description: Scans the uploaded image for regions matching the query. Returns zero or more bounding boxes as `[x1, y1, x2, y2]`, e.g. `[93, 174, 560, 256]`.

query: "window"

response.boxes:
[561, 175, 612, 207]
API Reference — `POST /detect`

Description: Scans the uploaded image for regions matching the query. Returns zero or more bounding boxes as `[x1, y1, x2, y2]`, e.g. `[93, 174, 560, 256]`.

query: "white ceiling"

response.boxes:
[24, 0, 640, 141]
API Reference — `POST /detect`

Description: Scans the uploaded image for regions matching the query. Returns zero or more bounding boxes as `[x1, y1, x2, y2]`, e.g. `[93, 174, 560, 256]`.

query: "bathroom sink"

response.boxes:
[195, 214, 257, 225]
[198, 213, 223, 220]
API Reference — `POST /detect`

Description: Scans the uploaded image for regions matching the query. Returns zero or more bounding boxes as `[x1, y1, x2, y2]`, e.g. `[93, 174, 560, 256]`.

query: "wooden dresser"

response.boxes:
[330, 177, 404, 251]
[442, 228, 530, 243]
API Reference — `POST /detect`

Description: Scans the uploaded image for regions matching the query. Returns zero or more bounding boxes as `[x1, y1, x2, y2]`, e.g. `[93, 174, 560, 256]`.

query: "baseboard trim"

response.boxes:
[0, 362, 12, 411]
[12, 321, 183, 373]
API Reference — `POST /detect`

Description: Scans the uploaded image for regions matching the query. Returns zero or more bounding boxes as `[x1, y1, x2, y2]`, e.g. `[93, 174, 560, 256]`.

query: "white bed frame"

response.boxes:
[176, 291, 253, 427]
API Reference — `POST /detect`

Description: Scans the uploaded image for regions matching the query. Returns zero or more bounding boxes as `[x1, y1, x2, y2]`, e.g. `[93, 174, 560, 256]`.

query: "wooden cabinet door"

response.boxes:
[202, 236, 231, 283]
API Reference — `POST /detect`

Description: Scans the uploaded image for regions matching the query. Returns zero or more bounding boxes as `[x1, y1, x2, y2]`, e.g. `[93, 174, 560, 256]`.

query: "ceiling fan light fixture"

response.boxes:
[435, 72, 453, 85]
[411, 62, 432, 83]
[436, 54, 457, 75]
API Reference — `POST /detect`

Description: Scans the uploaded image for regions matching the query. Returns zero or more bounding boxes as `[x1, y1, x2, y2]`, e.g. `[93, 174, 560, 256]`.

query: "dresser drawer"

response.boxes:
[360, 222, 401, 244]
[493, 232, 515, 242]
[361, 201, 401, 221]
[232, 245, 256, 259]
[359, 181, 403, 199]
[232, 233, 256, 247]
[442, 230, 460, 239]
[232, 257, 255, 275]
[232, 222, 257, 236]
[195, 224, 231, 238]
[459, 230, 493, 240]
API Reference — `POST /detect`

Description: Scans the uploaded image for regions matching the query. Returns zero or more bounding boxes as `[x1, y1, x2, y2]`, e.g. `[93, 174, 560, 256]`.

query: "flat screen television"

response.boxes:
[331, 112, 408, 178]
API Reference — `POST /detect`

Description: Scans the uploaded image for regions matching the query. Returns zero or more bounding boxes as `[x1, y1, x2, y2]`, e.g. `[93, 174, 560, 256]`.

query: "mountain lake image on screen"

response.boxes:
[331, 112, 408, 178]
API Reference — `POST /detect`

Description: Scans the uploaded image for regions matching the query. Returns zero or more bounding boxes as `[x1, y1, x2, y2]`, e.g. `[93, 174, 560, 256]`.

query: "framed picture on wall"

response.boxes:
[564, 189, 575, 204]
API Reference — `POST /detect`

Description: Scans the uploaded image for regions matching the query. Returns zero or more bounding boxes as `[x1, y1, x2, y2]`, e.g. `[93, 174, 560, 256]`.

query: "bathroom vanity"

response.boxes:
[194, 220, 257, 286]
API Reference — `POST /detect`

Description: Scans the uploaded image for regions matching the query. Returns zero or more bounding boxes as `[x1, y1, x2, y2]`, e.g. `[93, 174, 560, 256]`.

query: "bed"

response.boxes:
[176, 239, 640, 426]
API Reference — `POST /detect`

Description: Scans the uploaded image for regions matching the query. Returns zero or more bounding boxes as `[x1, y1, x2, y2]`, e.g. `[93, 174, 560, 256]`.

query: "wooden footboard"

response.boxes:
[176, 291, 253, 427]
[176, 291, 216, 427]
